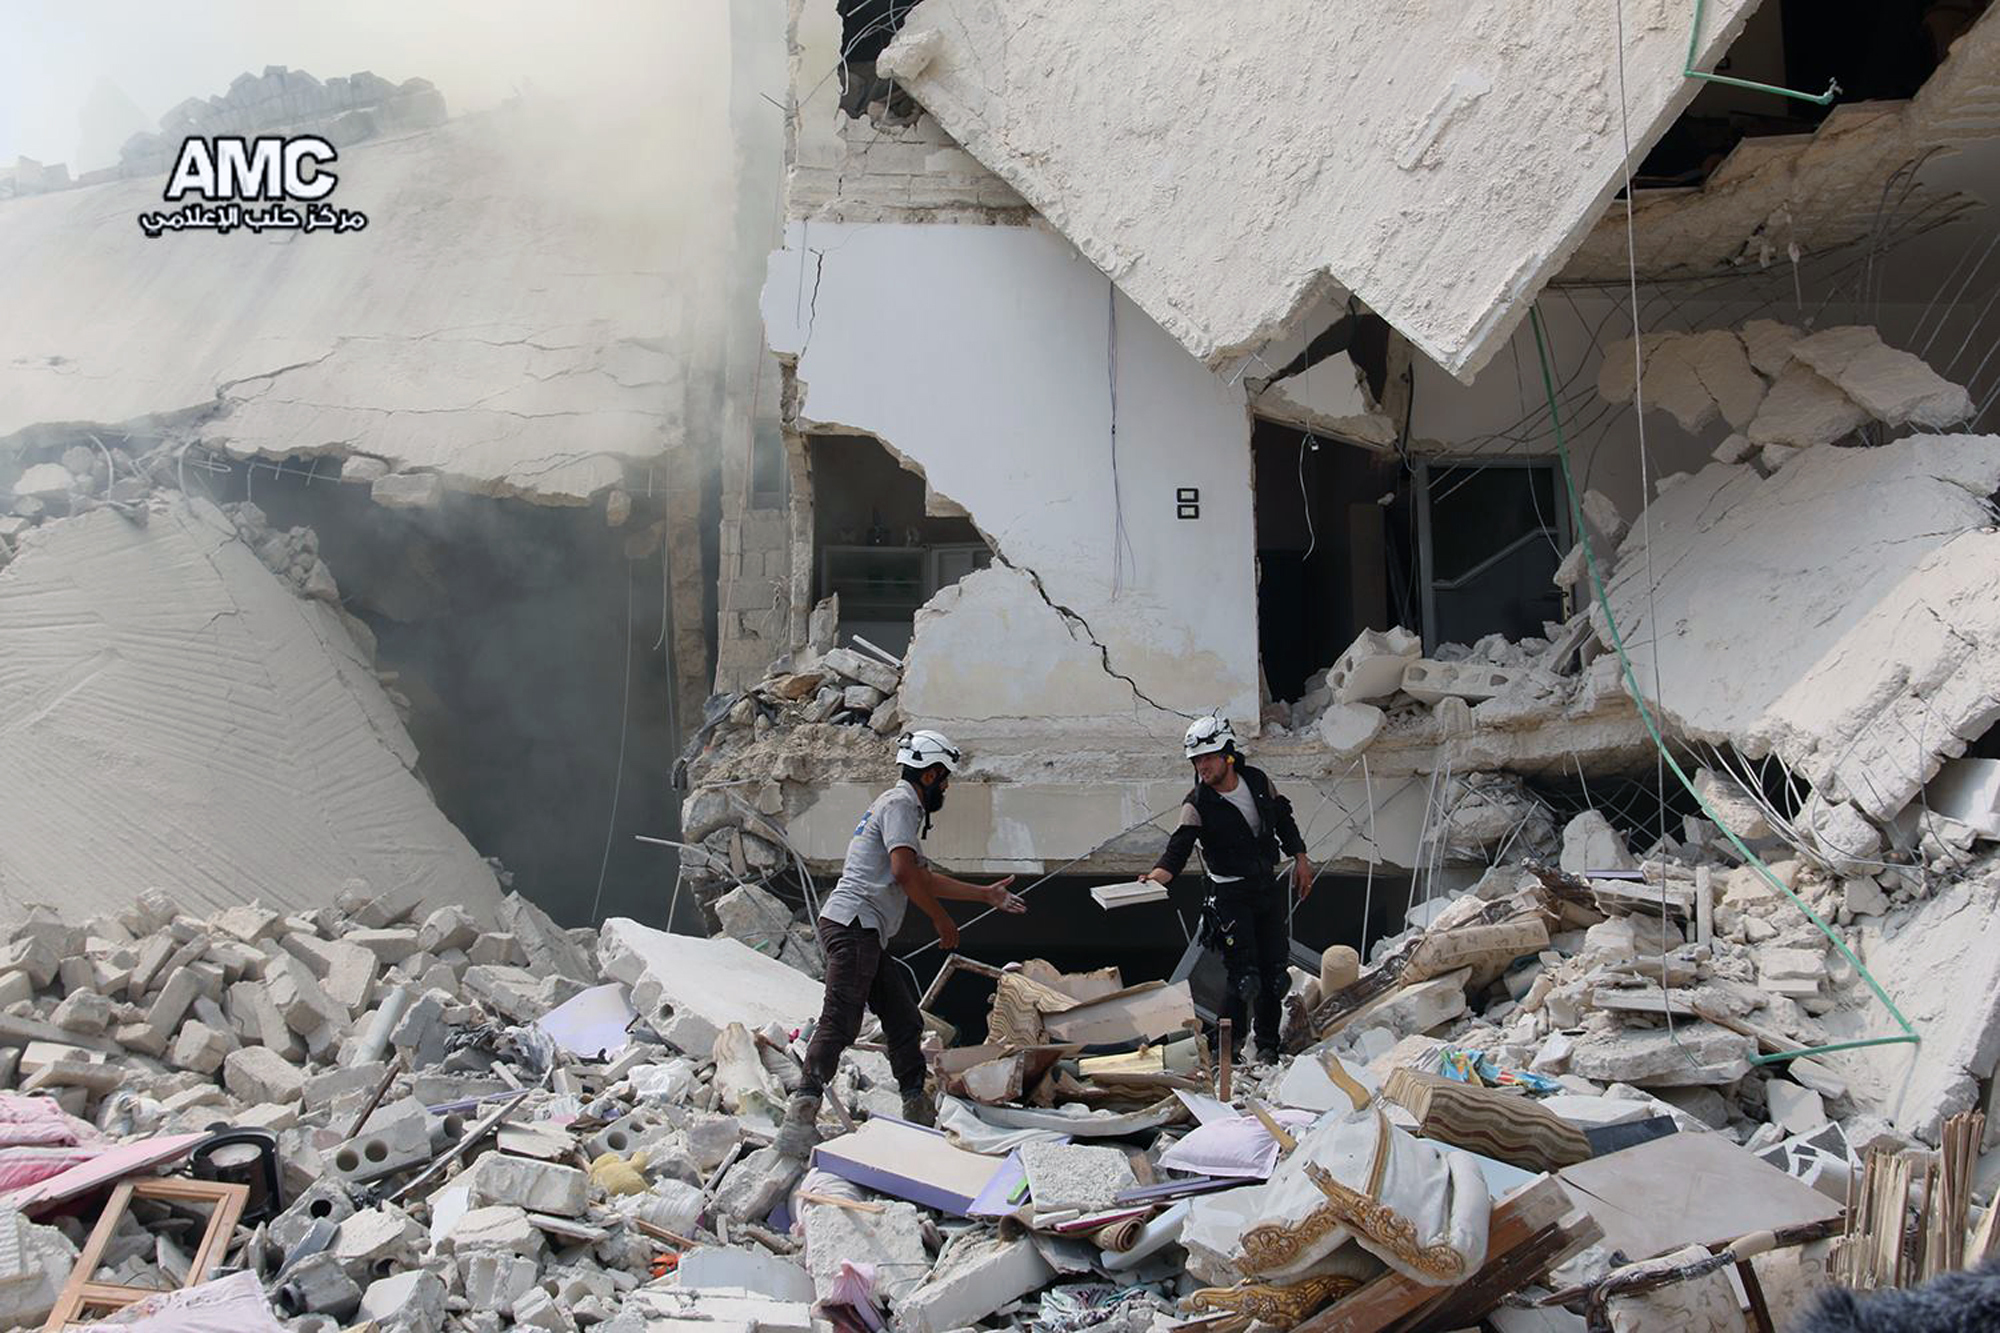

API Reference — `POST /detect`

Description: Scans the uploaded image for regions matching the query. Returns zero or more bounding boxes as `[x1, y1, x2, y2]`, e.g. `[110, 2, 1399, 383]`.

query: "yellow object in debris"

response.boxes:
[590, 1149, 650, 1196]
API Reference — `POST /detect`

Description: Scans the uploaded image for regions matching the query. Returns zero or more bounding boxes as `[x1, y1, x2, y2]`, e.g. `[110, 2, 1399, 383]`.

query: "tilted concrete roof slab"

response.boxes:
[877, 0, 1762, 381]
[0, 498, 505, 923]
[0, 109, 685, 503]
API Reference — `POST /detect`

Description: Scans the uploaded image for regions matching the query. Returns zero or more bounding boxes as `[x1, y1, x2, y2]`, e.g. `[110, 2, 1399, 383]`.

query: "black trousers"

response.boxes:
[798, 917, 927, 1098]
[1211, 874, 1291, 1054]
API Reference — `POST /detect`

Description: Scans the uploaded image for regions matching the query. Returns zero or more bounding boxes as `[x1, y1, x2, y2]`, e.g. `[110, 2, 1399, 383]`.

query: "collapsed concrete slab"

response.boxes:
[1814, 875, 2000, 1143]
[597, 918, 824, 1053]
[762, 220, 1258, 731]
[876, 0, 1760, 380]
[0, 103, 686, 504]
[0, 498, 503, 923]
[1596, 435, 2000, 836]
[1563, 9, 2000, 283]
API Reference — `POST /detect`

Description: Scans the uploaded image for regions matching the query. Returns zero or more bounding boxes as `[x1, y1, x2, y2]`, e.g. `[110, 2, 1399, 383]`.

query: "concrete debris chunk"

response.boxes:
[1746, 362, 1870, 448]
[466, 1154, 589, 1218]
[1787, 325, 1974, 429]
[1328, 626, 1423, 703]
[819, 646, 901, 694]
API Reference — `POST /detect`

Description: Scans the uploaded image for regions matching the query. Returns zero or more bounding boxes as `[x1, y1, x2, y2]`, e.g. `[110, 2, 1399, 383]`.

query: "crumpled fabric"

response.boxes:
[1436, 1045, 1562, 1095]
[1031, 1283, 1173, 1333]
[0, 1093, 105, 1148]
[0, 1093, 109, 1193]
[627, 1059, 701, 1104]
[1157, 1107, 1317, 1180]
[936, 1095, 1069, 1156]
[1228, 1100, 1491, 1286]
[825, 1261, 886, 1331]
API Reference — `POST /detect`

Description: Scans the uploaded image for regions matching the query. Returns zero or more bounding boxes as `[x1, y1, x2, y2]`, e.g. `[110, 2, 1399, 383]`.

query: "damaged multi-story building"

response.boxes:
[7, 3, 2000, 1330]
[676, 0, 2000, 1149]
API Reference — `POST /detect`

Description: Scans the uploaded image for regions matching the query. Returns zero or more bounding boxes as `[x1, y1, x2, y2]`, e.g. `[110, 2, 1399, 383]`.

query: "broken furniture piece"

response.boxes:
[41, 1177, 251, 1331]
[1290, 1176, 1601, 1332]
[1383, 1068, 1591, 1174]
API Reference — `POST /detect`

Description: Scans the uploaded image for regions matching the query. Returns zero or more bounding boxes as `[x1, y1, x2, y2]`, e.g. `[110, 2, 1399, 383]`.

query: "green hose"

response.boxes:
[1684, 0, 1839, 106]
[1527, 306, 1917, 1067]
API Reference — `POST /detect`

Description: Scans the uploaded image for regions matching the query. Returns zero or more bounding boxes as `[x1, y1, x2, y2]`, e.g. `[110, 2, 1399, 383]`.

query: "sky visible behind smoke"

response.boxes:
[0, 0, 735, 171]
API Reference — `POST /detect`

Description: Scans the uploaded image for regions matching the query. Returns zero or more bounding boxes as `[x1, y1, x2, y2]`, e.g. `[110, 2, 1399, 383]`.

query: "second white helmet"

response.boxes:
[896, 728, 963, 773]
[1183, 714, 1237, 760]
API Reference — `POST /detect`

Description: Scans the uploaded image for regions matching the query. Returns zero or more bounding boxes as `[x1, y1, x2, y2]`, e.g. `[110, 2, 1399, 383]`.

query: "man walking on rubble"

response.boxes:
[775, 728, 1027, 1159]
[1141, 715, 1312, 1065]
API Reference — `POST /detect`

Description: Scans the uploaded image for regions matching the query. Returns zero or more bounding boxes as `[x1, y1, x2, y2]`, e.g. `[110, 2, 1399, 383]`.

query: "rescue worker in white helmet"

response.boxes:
[1141, 715, 1312, 1064]
[774, 729, 1027, 1159]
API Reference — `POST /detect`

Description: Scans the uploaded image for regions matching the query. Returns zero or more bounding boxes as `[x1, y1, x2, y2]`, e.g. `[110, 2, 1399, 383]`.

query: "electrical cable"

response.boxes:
[1529, 304, 1919, 1064]
[898, 797, 1181, 965]
[589, 557, 638, 926]
[1108, 279, 1136, 597]
[1299, 432, 1319, 564]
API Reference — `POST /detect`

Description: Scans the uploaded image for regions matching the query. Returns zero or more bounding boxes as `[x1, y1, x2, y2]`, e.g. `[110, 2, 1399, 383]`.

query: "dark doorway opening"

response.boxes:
[1253, 421, 1402, 702]
[1416, 459, 1568, 650]
[903, 867, 1414, 1039]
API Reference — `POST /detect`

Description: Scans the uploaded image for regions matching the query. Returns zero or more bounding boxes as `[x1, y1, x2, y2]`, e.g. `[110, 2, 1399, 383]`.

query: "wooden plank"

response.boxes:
[1043, 981, 1197, 1046]
[1408, 1213, 1603, 1333]
[1292, 1177, 1576, 1333]
[1588, 987, 1703, 1019]
[1695, 865, 1714, 948]
[1591, 879, 1695, 918]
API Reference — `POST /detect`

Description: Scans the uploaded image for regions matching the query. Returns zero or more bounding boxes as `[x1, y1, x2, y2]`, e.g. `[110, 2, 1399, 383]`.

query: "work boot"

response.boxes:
[1255, 1046, 1281, 1068]
[901, 1089, 937, 1128]
[773, 1093, 823, 1160]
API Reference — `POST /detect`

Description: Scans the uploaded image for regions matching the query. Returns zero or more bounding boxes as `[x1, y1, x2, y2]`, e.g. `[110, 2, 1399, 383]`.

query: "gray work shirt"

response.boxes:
[820, 780, 928, 943]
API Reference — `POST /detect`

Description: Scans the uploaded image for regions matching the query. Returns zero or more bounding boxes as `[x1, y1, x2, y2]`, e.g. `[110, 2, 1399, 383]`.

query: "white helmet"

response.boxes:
[1183, 714, 1237, 760]
[896, 729, 962, 773]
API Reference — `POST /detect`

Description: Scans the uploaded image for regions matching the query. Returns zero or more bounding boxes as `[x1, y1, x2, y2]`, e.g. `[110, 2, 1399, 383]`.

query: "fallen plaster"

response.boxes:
[0, 497, 504, 923]
[1600, 323, 1973, 446]
[762, 220, 1258, 729]
[1243, 295, 1402, 446]
[1562, 8, 2000, 282]
[0, 106, 687, 504]
[876, 0, 1759, 380]
[1595, 434, 2000, 835]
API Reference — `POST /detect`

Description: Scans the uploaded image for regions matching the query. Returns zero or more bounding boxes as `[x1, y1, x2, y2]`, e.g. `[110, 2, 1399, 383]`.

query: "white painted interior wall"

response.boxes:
[763, 220, 1259, 737]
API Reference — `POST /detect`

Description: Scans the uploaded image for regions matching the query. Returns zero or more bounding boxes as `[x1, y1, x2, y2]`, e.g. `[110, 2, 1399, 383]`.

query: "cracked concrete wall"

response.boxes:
[0, 103, 690, 504]
[783, 0, 1029, 224]
[875, 0, 1761, 382]
[0, 497, 505, 923]
[1596, 434, 2000, 833]
[762, 220, 1258, 735]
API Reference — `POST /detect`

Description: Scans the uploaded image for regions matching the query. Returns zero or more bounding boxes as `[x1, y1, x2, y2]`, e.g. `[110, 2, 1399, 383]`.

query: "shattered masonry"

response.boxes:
[5, 2, 2000, 1332]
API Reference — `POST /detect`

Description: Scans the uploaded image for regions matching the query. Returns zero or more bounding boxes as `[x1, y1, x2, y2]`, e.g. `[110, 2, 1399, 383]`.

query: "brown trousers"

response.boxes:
[798, 917, 927, 1097]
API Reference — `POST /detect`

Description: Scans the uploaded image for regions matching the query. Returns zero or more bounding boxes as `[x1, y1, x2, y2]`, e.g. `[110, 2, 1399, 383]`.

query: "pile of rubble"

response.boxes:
[4, 784, 1995, 1333]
